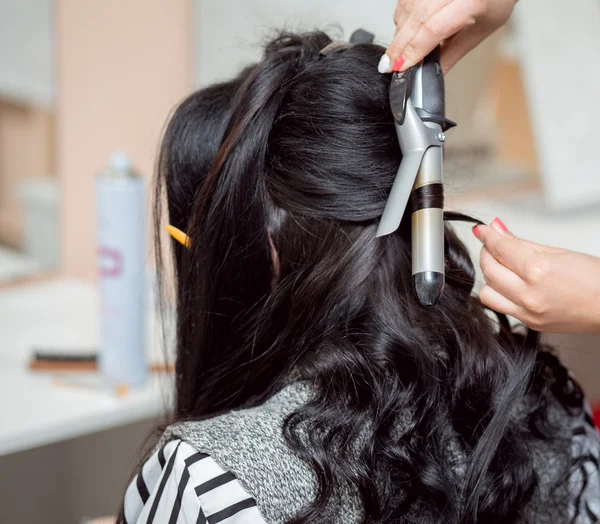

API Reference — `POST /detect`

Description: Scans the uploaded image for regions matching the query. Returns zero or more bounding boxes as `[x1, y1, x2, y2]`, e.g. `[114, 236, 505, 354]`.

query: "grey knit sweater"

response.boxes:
[158, 382, 583, 523]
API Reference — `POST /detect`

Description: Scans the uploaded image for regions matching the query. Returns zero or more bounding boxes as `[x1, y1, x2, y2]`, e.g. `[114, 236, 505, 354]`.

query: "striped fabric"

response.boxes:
[124, 440, 266, 524]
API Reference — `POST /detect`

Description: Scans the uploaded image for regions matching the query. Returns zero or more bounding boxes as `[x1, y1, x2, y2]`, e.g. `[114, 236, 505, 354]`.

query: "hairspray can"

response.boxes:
[96, 151, 147, 387]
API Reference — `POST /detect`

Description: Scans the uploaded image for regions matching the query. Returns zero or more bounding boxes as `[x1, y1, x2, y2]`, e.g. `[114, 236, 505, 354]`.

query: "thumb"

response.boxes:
[487, 217, 564, 253]
[473, 220, 532, 276]
[480, 218, 535, 249]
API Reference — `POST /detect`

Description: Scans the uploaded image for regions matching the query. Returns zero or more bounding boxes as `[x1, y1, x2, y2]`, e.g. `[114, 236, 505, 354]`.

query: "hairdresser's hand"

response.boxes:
[379, 0, 517, 74]
[473, 218, 600, 334]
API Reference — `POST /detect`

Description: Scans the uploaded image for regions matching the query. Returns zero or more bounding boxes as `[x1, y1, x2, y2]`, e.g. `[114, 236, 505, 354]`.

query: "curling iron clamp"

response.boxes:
[376, 47, 456, 308]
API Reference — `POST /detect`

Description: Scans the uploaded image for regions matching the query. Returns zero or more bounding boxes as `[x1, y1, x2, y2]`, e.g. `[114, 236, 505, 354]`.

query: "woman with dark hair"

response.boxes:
[121, 32, 600, 524]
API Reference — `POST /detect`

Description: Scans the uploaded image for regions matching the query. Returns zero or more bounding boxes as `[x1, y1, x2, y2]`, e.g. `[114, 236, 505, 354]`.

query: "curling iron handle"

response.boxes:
[416, 47, 455, 131]
[420, 47, 445, 118]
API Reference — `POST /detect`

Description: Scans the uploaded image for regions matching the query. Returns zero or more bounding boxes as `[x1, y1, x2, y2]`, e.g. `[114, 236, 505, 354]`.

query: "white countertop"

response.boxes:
[0, 278, 172, 456]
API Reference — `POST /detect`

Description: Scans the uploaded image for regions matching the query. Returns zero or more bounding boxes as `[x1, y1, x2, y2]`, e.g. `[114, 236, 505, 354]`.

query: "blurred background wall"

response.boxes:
[57, 0, 193, 278]
[0, 0, 56, 280]
[0, 0, 548, 284]
[1, 1, 599, 522]
[1, 1, 191, 521]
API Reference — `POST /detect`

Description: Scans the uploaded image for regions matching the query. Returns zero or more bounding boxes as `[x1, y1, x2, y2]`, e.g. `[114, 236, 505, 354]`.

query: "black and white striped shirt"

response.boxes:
[124, 405, 600, 524]
[124, 440, 265, 523]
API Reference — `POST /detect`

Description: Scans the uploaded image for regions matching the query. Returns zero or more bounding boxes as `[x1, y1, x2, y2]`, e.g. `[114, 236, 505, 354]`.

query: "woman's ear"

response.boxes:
[268, 231, 280, 290]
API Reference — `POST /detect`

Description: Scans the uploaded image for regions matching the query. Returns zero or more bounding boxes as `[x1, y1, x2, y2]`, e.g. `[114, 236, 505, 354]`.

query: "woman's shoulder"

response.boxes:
[160, 382, 313, 465]
[123, 439, 266, 524]
[140, 383, 359, 523]
[123, 385, 317, 524]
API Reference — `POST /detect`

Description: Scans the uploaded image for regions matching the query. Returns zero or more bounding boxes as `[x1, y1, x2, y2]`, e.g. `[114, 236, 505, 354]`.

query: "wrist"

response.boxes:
[572, 253, 600, 334]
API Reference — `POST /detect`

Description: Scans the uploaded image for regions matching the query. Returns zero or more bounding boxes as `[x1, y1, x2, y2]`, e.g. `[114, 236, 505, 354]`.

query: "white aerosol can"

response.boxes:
[96, 152, 147, 387]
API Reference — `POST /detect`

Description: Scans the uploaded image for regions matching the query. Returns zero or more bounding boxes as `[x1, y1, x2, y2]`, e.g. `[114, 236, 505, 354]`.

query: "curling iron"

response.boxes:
[376, 47, 456, 308]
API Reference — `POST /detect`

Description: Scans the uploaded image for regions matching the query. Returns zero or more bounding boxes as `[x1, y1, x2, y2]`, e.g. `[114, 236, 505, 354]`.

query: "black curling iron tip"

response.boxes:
[413, 272, 444, 308]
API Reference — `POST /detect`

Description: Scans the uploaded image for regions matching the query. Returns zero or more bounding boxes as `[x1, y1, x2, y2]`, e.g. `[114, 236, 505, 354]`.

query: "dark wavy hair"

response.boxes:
[151, 31, 582, 523]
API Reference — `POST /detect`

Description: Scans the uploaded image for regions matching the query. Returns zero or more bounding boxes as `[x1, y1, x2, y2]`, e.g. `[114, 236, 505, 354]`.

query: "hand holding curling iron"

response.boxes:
[380, 0, 517, 74]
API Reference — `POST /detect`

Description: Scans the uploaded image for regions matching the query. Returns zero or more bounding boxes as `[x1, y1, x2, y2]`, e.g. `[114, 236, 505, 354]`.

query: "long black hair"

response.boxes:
[153, 31, 582, 523]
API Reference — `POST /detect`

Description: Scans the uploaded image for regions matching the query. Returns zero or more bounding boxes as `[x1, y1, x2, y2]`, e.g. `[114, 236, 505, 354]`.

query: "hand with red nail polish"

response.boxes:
[472, 218, 600, 335]
[380, 0, 517, 74]
[392, 55, 406, 72]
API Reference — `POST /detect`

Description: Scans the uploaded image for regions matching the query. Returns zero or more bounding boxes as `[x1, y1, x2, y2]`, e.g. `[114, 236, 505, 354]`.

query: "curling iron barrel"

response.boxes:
[376, 47, 455, 308]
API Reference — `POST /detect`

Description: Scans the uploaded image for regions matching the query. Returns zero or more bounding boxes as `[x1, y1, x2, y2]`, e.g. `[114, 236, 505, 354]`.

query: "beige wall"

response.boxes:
[56, 0, 193, 279]
[0, 101, 55, 248]
[491, 59, 539, 178]
[444, 31, 503, 152]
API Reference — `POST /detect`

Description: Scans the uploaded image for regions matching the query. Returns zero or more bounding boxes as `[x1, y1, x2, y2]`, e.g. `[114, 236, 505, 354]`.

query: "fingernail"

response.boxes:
[392, 55, 406, 72]
[492, 218, 508, 233]
[472, 225, 479, 238]
[377, 54, 391, 73]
